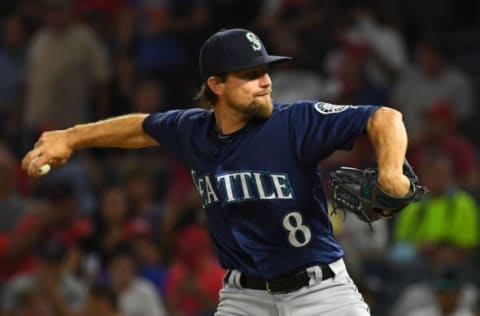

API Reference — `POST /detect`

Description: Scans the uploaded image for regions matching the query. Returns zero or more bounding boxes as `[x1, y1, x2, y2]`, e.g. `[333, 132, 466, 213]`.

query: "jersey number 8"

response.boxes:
[282, 212, 312, 247]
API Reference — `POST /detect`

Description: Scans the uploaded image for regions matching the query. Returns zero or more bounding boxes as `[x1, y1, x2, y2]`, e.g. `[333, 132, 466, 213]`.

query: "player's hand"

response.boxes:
[377, 172, 411, 197]
[375, 173, 410, 217]
[21, 130, 74, 177]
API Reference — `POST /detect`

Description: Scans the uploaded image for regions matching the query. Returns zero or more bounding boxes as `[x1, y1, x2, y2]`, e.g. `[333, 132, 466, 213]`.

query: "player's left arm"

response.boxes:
[366, 107, 411, 197]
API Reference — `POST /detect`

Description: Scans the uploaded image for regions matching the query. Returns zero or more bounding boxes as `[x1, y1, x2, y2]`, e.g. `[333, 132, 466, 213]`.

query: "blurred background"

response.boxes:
[0, 0, 479, 315]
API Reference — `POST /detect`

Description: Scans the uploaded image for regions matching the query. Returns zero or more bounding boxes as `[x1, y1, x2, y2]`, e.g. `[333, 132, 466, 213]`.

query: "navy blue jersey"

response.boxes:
[143, 101, 378, 279]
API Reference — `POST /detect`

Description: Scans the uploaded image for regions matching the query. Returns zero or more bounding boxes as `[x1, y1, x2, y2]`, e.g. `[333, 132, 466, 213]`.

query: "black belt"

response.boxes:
[237, 265, 335, 294]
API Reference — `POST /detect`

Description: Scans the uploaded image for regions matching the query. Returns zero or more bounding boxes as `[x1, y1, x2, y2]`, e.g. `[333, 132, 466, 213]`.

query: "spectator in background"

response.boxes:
[168, 0, 209, 86]
[11, 288, 52, 316]
[37, 158, 97, 215]
[131, 79, 164, 114]
[107, 245, 166, 316]
[1, 232, 12, 282]
[391, 265, 479, 316]
[208, 0, 270, 34]
[1, 202, 51, 281]
[108, 54, 137, 117]
[331, 206, 389, 282]
[1, 238, 86, 316]
[10, 1, 44, 32]
[4, 181, 91, 280]
[321, 45, 389, 106]
[160, 160, 203, 258]
[270, 58, 325, 104]
[75, 0, 128, 26]
[0, 142, 31, 233]
[392, 33, 474, 135]
[165, 225, 224, 316]
[81, 185, 131, 280]
[338, 1, 408, 88]
[266, 0, 325, 71]
[0, 14, 28, 110]
[0, 15, 28, 152]
[408, 100, 480, 193]
[125, 218, 168, 297]
[122, 0, 206, 107]
[23, 0, 110, 143]
[124, 166, 163, 225]
[392, 153, 479, 265]
[81, 283, 122, 316]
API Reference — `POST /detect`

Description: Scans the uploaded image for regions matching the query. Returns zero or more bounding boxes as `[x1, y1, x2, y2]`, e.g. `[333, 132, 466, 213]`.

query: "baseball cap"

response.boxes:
[199, 28, 291, 81]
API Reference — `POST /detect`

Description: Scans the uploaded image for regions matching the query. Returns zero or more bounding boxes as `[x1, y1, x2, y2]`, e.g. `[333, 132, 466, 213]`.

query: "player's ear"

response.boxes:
[207, 76, 225, 96]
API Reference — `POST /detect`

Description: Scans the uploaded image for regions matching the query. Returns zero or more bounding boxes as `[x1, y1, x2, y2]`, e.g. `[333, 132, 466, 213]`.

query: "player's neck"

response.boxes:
[214, 103, 250, 135]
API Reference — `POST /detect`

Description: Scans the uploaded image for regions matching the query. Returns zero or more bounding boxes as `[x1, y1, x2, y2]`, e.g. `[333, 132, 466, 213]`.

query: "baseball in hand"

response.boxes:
[30, 158, 51, 176]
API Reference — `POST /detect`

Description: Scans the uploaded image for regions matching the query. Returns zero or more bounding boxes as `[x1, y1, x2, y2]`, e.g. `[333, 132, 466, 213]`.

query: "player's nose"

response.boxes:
[258, 72, 271, 88]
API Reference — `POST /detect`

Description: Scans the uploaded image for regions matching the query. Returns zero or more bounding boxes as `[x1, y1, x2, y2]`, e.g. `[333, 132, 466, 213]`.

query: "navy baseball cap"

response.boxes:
[199, 28, 291, 81]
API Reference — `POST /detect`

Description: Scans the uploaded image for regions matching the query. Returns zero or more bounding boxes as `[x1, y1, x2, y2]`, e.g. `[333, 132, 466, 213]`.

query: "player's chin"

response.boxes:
[250, 97, 273, 119]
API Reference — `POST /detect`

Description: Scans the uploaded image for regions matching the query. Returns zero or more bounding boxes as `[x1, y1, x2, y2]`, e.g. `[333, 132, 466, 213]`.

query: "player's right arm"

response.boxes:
[22, 114, 158, 177]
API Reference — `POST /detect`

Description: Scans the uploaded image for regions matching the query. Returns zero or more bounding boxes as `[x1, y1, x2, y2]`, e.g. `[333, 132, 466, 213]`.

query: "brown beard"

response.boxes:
[227, 95, 273, 119]
[248, 96, 273, 119]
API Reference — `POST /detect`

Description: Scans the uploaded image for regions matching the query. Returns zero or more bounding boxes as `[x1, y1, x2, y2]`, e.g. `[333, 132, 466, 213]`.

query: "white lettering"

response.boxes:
[192, 170, 295, 206]
[204, 176, 219, 204]
[216, 174, 236, 202]
[271, 174, 293, 199]
[234, 172, 253, 200]
[253, 172, 276, 199]
[196, 178, 205, 202]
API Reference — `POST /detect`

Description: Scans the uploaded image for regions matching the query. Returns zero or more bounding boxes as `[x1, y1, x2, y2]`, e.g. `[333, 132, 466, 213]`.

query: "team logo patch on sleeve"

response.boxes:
[314, 102, 356, 114]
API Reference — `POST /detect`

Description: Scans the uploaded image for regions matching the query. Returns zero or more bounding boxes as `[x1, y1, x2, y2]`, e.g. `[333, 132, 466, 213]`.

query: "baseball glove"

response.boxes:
[328, 160, 428, 229]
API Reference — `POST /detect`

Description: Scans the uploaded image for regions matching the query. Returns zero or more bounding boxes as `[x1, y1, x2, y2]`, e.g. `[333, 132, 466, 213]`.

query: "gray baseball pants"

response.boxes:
[215, 258, 370, 316]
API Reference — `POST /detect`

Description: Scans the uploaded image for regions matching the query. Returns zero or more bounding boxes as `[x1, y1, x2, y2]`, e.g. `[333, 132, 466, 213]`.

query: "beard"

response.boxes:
[227, 95, 274, 119]
[248, 96, 274, 119]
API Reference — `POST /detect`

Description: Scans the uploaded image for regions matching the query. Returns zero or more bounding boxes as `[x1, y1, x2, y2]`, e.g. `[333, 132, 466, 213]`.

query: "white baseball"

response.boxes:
[30, 158, 51, 176]
[37, 164, 51, 176]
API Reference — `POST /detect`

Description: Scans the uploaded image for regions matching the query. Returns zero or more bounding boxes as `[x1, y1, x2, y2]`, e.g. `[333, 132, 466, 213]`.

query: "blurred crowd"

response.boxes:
[0, 0, 479, 315]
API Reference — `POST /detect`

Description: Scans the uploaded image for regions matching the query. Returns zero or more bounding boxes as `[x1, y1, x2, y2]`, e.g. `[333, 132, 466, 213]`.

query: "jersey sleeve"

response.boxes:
[288, 101, 379, 164]
[142, 110, 189, 163]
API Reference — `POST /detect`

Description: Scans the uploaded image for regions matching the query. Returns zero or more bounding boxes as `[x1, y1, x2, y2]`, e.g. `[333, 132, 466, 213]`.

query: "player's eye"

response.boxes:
[236, 67, 268, 80]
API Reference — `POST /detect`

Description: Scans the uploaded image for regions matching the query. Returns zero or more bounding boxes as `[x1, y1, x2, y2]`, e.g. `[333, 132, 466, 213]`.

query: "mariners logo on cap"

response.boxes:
[246, 32, 262, 51]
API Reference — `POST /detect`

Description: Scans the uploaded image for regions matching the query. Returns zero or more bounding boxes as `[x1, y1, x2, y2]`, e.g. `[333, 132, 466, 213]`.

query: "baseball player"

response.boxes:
[23, 28, 411, 315]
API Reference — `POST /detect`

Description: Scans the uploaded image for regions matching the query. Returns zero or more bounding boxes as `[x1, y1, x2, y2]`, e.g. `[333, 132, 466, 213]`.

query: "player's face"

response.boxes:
[223, 65, 273, 119]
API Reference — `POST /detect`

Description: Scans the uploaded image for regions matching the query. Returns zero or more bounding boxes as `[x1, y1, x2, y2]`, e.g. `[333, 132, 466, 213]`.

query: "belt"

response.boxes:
[238, 265, 335, 294]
